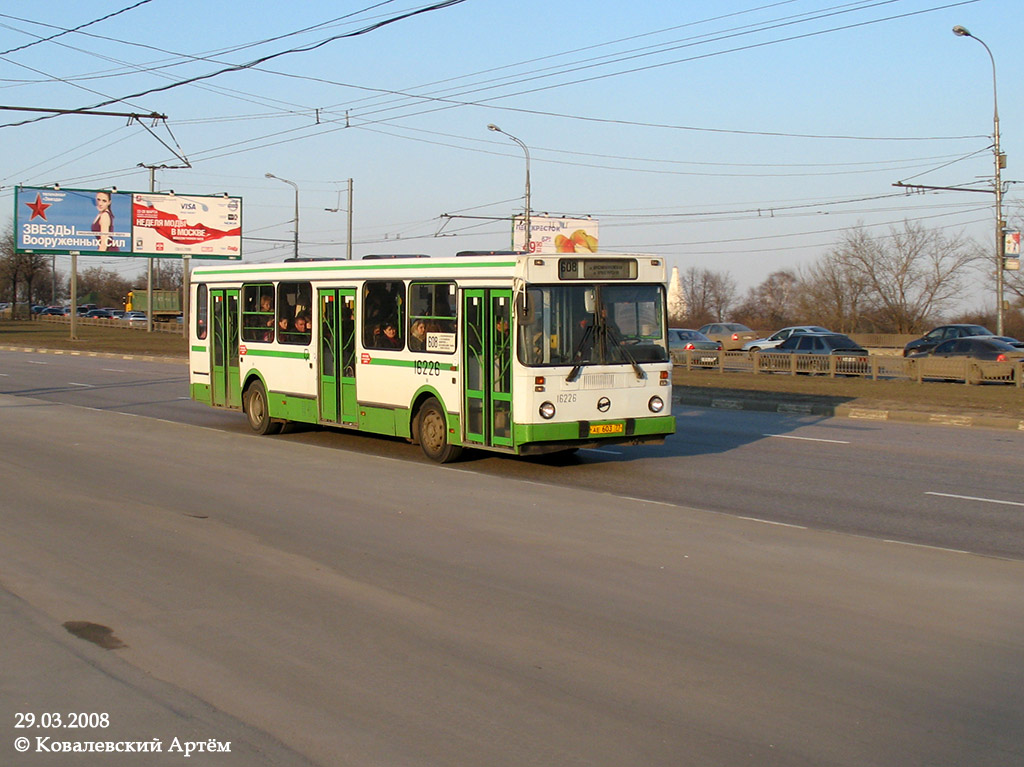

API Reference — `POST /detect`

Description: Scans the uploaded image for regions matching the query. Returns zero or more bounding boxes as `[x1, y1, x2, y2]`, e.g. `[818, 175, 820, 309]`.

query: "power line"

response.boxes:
[0, 0, 469, 129]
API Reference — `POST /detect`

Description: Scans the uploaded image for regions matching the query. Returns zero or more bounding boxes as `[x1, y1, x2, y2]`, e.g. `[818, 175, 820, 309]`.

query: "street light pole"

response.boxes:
[266, 172, 299, 259]
[487, 124, 531, 252]
[953, 25, 1005, 335]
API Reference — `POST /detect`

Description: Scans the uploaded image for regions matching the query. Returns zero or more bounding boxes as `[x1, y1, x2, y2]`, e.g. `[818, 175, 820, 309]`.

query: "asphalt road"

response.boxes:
[3, 350, 1024, 559]
[2, 350, 1023, 766]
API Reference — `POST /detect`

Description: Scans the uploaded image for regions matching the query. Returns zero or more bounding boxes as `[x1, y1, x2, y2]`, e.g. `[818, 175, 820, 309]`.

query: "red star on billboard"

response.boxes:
[25, 193, 51, 220]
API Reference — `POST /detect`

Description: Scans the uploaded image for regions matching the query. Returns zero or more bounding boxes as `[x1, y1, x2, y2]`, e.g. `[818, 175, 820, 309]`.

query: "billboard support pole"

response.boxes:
[146, 169, 155, 333]
[69, 253, 78, 341]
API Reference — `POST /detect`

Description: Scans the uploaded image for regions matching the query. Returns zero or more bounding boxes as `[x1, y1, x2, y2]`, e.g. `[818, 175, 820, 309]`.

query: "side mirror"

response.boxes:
[516, 291, 535, 325]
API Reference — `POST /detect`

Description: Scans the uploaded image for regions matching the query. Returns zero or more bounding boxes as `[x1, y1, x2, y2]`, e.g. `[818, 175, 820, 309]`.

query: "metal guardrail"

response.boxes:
[671, 349, 1024, 387]
[34, 315, 183, 333]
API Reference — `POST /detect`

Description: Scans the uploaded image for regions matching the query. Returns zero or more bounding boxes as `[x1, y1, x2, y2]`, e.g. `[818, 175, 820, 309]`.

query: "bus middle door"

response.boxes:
[318, 288, 357, 425]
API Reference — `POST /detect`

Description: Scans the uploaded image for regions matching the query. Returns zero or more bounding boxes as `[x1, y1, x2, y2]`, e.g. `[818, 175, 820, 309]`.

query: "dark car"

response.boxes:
[668, 328, 721, 351]
[83, 309, 115, 319]
[903, 324, 993, 357]
[763, 332, 869, 373]
[908, 336, 1024, 383]
[909, 336, 1024, 362]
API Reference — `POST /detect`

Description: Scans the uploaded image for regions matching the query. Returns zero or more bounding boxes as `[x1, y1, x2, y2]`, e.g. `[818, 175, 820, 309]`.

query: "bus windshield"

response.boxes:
[517, 284, 668, 368]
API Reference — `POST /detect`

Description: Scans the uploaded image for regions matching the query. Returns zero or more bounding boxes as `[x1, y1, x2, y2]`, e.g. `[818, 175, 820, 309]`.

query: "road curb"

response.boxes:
[0, 344, 185, 365]
[675, 391, 1024, 432]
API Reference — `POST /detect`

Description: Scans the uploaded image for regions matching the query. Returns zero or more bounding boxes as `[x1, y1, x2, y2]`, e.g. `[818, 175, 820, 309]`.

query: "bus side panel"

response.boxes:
[356, 355, 461, 439]
[191, 381, 213, 405]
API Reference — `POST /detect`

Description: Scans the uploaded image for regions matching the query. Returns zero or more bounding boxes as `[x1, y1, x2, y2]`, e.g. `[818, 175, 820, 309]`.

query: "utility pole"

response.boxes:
[325, 178, 354, 259]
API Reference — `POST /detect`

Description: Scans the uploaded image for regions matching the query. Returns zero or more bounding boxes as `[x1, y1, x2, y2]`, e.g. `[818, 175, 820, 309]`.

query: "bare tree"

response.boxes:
[680, 267, 736, 326]
[796, 252, 871, 333]
[831, 221, 976, 333]
[735, 270, 799, 330]
[78, 266, 133, 308]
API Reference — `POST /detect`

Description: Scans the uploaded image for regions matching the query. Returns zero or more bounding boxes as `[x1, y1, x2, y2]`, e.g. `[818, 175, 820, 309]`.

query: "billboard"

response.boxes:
[132, 193, 241, 257]
[16, 187, 132, 253]
[513, 216, 599, 254]
[14, 186, 242, 259]
[1005, 231, 1020, 271]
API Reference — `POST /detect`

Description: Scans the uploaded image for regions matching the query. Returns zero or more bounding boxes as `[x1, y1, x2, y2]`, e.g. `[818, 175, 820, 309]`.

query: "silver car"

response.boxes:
[741, 325, 831, 352]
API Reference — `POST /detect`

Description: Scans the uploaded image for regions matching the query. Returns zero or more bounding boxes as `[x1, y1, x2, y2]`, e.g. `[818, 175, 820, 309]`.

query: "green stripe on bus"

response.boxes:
[242, 349, 308, 360]
[367, 357, 456, 370]
[191, 345, 207, 353]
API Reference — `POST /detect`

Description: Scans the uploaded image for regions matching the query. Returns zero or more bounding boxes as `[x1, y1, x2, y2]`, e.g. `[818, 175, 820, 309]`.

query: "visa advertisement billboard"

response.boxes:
[15, 186, 242, 259]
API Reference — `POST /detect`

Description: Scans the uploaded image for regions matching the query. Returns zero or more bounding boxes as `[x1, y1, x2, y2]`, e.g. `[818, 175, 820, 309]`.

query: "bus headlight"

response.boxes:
[648, 396, 665, 413]
[539, 401, 556, 420]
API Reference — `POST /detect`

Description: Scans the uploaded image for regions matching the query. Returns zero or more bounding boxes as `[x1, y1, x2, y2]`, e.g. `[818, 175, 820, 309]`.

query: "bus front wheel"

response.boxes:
[417, 398, 462, 463]
[245, 380, 282, 435]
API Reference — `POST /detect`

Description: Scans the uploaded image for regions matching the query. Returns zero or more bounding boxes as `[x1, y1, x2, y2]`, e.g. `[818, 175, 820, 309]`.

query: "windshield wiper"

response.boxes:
[605, 322, 646, 380]
[566, 321, 595, 382]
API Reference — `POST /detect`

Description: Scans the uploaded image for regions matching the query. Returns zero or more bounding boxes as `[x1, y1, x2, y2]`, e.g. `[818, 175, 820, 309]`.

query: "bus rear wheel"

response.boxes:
[245, 380, 282, 435]
[417, 398, 462, 463]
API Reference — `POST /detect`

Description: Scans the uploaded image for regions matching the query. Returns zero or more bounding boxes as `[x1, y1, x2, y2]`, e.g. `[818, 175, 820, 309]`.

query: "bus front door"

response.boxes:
[463, 289, 513, 448]
[210, 288, 241, 409]
[318, 288, 357, 425]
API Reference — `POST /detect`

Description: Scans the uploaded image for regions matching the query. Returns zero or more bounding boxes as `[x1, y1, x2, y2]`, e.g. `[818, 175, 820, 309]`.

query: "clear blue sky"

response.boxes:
[1, 0, 1018, 310]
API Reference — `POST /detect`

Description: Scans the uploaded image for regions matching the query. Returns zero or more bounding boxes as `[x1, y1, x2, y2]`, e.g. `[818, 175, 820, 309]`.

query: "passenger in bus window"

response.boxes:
[377, 322, 402, 349]
[294, 313, 311, 340]
[260, 294, 275, 341]
[409, 319, 427, 351]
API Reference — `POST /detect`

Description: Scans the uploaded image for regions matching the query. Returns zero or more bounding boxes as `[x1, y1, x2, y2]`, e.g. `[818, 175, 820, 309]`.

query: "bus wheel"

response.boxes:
[417, 398, 462, 463]
[245, 381, 282, 435]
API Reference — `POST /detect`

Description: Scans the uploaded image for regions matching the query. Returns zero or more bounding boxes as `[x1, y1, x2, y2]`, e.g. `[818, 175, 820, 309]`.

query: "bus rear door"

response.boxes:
[463, 289, 513, 448]
[210, 288, 241, 408]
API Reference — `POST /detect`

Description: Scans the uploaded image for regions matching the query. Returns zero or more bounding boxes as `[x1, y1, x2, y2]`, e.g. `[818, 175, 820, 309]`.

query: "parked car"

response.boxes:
[123, 311, 147, 323]
[105, 308, 126, 319]
[741, 325, 831, 352]
[83, 309, 115, 319]
[903, 324, 993, 357]
[697, 322, 758, 351]
[668, 328, 721, 351]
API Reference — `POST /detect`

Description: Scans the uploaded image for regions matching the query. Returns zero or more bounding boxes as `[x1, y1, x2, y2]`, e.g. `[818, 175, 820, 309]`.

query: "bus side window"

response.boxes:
[277, 281, 312, 344]
[195, 284, 208, 340]
[241, 284, 274, 342]
[408, 282, 456, 353]
[363, 280, 405, 350]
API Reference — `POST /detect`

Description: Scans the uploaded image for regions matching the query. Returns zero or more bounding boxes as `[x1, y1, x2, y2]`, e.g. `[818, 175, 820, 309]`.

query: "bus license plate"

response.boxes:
[590, 422, 625, 436]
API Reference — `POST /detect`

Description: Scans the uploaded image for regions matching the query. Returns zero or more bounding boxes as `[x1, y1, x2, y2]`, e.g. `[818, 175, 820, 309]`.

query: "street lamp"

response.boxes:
[953, 25, 1006, 335]
[487, 123, 531, 252]
[265, 172, 299, 259]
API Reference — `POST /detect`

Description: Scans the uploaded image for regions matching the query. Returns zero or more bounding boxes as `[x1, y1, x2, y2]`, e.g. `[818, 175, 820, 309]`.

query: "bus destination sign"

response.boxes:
[558, 258, 637, 281]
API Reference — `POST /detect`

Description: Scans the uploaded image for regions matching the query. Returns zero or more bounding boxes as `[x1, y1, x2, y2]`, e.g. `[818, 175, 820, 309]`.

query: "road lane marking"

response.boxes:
[68, 382, 93, 387]
[925, 491, 1024, 508]
[27, 360, 48, 365]
[582, 448, 623, 455]
[764, 434, 850, 444]
[102, 368, 126, 373]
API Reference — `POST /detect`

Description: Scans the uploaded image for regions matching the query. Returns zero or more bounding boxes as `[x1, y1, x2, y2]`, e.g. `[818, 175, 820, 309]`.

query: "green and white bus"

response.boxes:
[188, 251, 675, 462]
